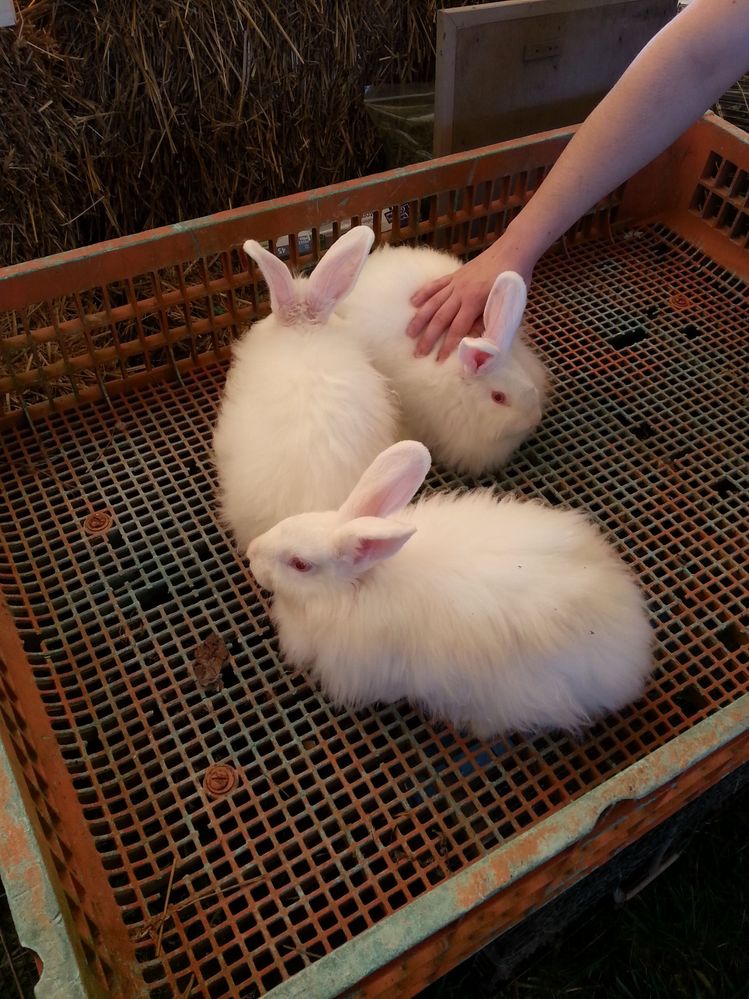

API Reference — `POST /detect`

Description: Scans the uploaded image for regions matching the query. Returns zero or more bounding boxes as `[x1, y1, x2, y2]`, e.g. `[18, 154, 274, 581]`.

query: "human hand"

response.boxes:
[407, 241, 534, 361]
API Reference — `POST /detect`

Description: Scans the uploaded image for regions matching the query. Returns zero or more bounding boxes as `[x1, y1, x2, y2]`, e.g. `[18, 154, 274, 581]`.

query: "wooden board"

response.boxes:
[434, 0, 676, 155]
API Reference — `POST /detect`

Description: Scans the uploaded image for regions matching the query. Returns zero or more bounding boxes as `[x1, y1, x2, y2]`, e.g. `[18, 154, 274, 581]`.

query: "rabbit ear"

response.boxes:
[305, 225, 375, 323]
[339, 441, 431, 520]
[333, 517, 416, 572]
[482, 271, 527, 355]
[457, 336, 503, 376]
[244, 239, 297, 322]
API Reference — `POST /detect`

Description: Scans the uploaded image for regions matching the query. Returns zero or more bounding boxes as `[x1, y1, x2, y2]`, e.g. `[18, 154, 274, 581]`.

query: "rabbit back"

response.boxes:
[277, 490, 651, 736]
[213, 323, 399, 549]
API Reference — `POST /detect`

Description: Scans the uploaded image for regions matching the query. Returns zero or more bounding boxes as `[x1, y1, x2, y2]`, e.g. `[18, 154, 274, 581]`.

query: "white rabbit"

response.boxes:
[339, 239, 549, 476]
[213, 227, 399, 550]
[248, 440, 652, 739]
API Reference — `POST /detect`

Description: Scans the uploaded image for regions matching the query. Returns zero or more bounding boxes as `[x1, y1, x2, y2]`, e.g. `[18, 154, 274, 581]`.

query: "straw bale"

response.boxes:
[0, 1, 481, 266]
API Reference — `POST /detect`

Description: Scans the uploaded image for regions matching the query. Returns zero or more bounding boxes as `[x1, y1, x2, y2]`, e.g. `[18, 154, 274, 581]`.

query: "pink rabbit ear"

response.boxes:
[482, 271, 527, 355]
[339, 441, 431, 521]
[244, 239, 297, 323]
[333, 517, 416, 573]
[305, 225, 375, 323]
[457, 336, 502, 377]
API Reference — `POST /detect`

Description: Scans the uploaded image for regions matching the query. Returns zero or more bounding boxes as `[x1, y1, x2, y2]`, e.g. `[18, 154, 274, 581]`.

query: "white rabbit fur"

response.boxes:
[213, 227, 399, 550]
[339, 239, 549, 476]
[248, 441, 652, 739]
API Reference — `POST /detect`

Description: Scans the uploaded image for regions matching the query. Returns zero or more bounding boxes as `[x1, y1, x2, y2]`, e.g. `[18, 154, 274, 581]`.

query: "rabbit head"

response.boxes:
[442, 271, 544, 471]
[247, 441, 431, 596]
[244, 224, 375, 327]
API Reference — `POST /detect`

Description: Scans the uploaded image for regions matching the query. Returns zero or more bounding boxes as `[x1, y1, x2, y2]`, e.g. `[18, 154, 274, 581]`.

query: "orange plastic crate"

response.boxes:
[0, 114, 747, 998]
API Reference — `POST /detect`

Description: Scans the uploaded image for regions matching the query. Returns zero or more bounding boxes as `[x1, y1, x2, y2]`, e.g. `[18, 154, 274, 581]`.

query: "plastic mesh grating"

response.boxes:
[0, 225, 747, 998]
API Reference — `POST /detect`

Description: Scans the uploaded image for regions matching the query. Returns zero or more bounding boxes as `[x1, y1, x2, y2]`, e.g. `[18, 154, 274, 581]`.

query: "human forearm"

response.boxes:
[503, 0, 749, 267]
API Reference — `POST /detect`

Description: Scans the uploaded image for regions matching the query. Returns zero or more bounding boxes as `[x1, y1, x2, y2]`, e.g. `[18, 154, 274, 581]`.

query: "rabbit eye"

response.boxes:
[491, 390, 508, 405]
[288, 556, 313, 573]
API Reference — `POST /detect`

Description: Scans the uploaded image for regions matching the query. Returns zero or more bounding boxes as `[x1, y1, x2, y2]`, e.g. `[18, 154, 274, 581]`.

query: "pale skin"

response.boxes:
[408, 0, 749, 360]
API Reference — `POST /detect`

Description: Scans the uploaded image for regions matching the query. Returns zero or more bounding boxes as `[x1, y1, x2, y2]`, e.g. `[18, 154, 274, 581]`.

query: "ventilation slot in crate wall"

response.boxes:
[690, 152, 749, 248]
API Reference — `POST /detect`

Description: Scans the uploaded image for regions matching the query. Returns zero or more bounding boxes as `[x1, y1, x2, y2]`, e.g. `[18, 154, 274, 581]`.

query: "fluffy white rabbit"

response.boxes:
[248, 440, 652, 738]
[339, 238, 549, 476]
[213, 227, 399, 550]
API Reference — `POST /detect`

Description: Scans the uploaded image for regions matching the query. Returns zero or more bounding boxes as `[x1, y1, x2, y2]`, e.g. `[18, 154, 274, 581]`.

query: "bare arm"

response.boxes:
[409, 0, 749, 359]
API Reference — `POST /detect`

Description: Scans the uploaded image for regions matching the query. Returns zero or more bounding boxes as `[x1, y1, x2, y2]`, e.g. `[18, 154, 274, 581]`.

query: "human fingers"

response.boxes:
[414, 297, 461, 357]
[406, 283, 452, 338]
[410, 274, 452, 308]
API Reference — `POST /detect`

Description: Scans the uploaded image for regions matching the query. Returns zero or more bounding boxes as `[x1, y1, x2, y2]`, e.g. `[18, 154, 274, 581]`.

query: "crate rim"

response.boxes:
[2, 112, 744, 315]
[0, 124, 581, 313]
[266, 693, 749, 999]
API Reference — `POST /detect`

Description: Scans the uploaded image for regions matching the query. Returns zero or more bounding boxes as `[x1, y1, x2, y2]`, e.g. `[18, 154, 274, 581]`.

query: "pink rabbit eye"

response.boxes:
[491, 390, 508, 405]
[288, 556, 313, 573]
